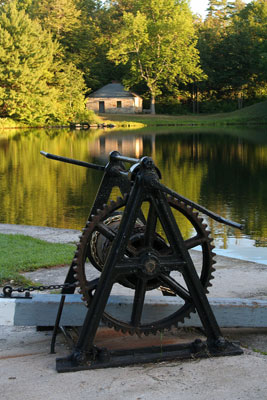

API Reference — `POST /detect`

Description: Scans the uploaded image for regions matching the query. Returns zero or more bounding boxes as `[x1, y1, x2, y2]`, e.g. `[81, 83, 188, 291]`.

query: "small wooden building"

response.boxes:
[86, 82, 143, 114]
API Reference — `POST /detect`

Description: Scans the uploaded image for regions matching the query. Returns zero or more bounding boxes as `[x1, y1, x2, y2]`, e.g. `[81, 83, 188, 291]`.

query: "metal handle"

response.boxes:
[40, 151, 105, 171]
[109, 151, 140, 164]
[148, 179, 244, 230]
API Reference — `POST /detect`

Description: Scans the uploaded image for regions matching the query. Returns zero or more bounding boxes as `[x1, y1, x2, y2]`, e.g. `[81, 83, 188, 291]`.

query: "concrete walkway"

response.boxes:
[0, 224, 267, 399]
[0, 223, 80, 244]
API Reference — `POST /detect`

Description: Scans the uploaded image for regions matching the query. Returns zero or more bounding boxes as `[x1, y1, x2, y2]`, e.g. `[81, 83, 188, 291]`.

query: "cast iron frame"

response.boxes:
[40, 150, 243, 372]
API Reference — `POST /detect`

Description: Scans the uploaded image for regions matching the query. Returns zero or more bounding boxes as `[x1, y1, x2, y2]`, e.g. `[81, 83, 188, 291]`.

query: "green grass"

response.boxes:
[252, 348, 267, 356]
[0, 234, 75, 285]
[101, 100, 267, 127]
[1, 100, 266, 130]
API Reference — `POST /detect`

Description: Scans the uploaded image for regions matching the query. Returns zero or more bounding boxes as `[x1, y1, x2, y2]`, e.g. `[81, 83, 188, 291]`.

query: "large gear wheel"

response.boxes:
[73, 196, 216, 335]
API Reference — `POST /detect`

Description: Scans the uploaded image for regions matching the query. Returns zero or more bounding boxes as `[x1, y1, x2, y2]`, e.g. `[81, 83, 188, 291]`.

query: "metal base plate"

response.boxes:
[56, 340, 243, 373]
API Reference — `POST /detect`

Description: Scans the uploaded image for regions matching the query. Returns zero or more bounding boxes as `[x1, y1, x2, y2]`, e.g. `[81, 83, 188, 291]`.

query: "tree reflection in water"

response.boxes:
[0, 126, 267, 250]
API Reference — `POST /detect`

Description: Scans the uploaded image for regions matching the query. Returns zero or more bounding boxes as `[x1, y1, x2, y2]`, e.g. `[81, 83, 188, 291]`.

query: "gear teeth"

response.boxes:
[97, 208, 105, 217]
[167, 326, 172, 332]
[104, 320, 113, 328]
[211, 259, 217, 266]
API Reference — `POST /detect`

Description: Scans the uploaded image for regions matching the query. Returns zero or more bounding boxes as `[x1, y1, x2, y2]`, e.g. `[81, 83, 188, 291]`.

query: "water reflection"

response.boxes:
[0, 126, 267, 254]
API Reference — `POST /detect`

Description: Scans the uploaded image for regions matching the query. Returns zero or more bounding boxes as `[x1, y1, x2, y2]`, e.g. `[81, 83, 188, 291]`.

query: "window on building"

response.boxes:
[117, 101, 122, 108]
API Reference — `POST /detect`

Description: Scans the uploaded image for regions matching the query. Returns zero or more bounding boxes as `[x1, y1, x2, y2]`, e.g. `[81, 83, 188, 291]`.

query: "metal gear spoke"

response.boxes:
[185, 235, 206, 249]
[159, 274, 191, 302]
[96, 222, 116, 241]
[130, 278, 147, 327]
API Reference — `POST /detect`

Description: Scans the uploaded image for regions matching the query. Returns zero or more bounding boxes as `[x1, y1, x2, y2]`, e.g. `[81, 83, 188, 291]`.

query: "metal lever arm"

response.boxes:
[40, 151, 105, 172]
[148, 178, 244, 230]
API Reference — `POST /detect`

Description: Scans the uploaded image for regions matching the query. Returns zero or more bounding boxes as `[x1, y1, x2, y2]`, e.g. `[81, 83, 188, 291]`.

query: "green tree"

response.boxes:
[61, 0, 114, 90]
[197, 0, 267, 110]
[53, 63, 88, 122]
[29, 0, 81, 40]
[0, 1, 88, 123]
[234, 0, 267, 84]
[108, 0, 203, 114]
[206, 0, 228, 19]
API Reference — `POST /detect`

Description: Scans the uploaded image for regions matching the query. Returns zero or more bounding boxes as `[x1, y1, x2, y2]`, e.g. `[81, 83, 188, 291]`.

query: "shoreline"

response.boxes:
[1, 223, 267, 300]
[1, 223, 266, 265]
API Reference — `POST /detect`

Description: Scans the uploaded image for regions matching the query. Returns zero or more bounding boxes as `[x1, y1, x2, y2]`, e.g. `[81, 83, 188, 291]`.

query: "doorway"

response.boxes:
[99, 101, 105, 113]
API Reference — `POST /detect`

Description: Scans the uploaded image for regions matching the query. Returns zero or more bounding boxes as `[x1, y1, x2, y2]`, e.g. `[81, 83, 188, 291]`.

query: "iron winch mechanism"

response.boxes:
[37, 150, 243, 371]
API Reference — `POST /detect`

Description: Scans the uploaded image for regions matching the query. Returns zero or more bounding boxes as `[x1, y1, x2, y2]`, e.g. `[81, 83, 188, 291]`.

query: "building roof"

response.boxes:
[89, 83, 141, 99]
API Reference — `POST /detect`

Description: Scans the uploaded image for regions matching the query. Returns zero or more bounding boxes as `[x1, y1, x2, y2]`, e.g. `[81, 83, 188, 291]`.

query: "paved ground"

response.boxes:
[0, 325, 267, 400]
[0, 224, 267, 399]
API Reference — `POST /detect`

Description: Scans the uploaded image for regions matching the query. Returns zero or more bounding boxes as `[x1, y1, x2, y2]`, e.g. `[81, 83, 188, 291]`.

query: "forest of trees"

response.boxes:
[0, 0, 266, 122]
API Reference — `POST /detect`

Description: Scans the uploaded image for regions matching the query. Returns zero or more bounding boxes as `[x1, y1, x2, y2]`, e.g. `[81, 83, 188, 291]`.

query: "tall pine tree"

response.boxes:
[0, 0, 88, 123]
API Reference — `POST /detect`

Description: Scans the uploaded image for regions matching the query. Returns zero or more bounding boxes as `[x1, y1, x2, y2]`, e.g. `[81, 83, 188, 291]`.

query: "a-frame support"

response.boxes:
[56, 156, 243, 372]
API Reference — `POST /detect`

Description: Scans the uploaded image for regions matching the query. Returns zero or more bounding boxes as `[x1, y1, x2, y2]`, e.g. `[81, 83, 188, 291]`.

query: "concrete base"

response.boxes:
[1, 294, 266, 328]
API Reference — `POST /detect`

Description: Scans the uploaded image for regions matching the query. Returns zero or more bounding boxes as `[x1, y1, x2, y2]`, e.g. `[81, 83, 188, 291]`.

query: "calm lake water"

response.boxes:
[1, 125, 267, 262]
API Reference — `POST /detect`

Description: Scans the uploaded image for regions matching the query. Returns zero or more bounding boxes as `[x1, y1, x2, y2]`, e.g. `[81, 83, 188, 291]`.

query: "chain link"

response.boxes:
[2, 282, 77, 298]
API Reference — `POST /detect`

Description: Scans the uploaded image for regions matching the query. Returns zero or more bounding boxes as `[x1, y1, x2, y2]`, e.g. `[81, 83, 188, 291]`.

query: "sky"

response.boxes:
[190, 0, 253, 19]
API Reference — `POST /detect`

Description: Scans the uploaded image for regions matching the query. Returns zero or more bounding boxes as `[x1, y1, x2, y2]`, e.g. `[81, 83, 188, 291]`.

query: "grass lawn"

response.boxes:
[101, 100, 267, 127]
[0, 234, 75, 286]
